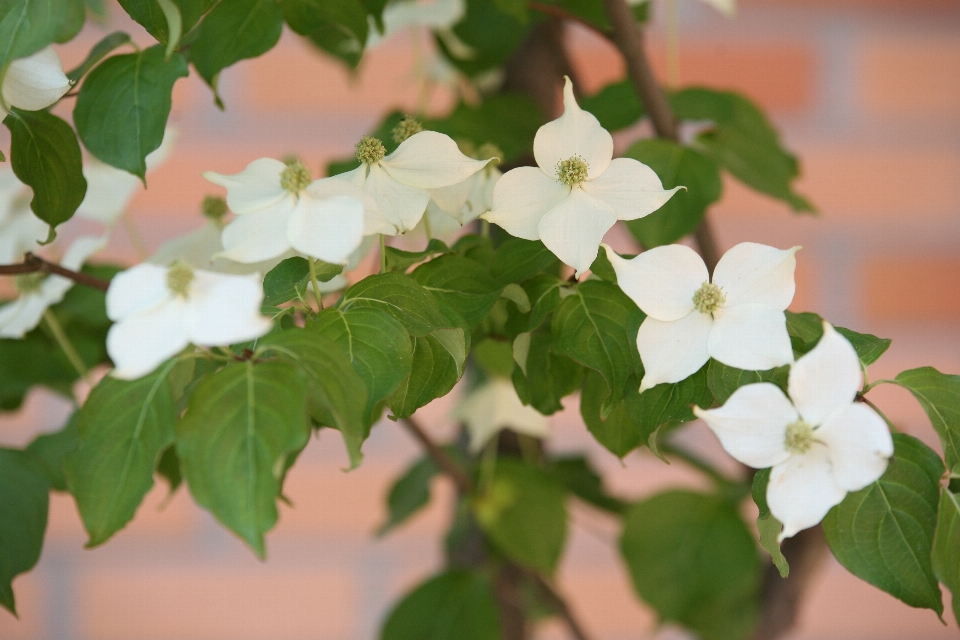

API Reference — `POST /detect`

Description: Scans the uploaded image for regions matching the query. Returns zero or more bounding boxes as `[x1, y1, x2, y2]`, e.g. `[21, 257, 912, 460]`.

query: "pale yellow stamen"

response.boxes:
[166, 261, 195, 297]
[356, 136, 386, 165]
[556, 156, 588, 186]
[784, 419, 815, 455]
[280, 160, 311, 193]
[391, 116, 423, 144]
[692, 281, 726, 314]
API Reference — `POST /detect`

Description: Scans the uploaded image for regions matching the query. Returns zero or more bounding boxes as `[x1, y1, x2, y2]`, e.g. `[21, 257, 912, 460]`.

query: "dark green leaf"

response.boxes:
[580, 371, 644, 457]
[74, 45, 188, 179]
[380, 570, 500, 640]
[894, 368, 960, 474]
[785, 311, 891, 365]
[26, 413, 79, 491]
[377, 456, 438, 536]
[751, 468, 789, 577]
[549, 455, 626, 514]
[66, 31, 133, 81]
[190, 0, 284, 89]
[489, 238, 559, 285]
[65, 364, 176, 547]
[442, 0, 533, 77]
[621, 490, 762, 640]
[117, 0, 218, 43]
[0, 0, 84, 71]
[156, 445, 182, 493]
[511, 328, 583, 415]
[474, 458, 567, 573]
[0, 448, 49, 615]
[262, 256, 309, 306]
[628, 362, 713, 432]
[579, 80, 644, 132]
[339, 272, 452, 336]
[933, 488, 960, 626]
[504, 274, 564, 336]
[384, 238, 449, 273]
[823, 434, 944, 615]
[412, 254, 503, 327]
[5, 108, 86, 230]
[426, 93, 545, 164]
[177, 360, 309, 557]
[623, 139, 722, 248]
[707, 359, 789, 405]
[280, 0, 369, 68]
[587, 247, 618, 283]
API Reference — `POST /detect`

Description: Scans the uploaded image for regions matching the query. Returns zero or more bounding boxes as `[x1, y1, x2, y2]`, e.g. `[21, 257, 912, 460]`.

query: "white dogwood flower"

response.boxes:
[0, 235, 106, 338]
[335, 131, 490, 235]
[694, 323, 893, 540]
[454, 378, 549, 452]
[366, 0, 466, 49]
[0, 46, 71, 119]
[483, 77, 681, 277]
[604, 242, 799, 392]
[106, 263, 272, 379]
[203, 159, 373, 265]
[0, 170, 47, 263]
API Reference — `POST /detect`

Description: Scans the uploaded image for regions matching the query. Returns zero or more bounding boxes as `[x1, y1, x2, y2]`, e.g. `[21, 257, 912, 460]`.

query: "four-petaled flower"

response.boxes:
[483, 77, 682, 277]
[203, 158, 375, 265]
[694, 323, 893, 540]
[0, 46, 71, 120]
[604, 241, 799, 392]
[454, 378, 550, 453]
[106, 262, 272, 379]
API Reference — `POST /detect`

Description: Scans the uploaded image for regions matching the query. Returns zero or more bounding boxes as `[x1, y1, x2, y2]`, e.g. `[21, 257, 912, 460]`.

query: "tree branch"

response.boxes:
[400, 415, 474, 494]
[528, 2, 611, 41]
[529, 572, 594, 640]
[0, 253, 110, 292]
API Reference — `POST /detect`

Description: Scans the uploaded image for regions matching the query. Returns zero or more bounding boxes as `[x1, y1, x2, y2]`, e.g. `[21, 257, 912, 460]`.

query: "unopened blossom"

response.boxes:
[604, 242, 799, 392]
[0, 170, 47, 263]
[335, 131, 490, 235]
[454, 378, 549, 452]
[483, 77, 681, 277]
[106, 263, 272, 379]
[694, 323, 893, 540]
[204, 158, 374, 265]
[0, 46, 71, 120]
[0, 235, 106, 338]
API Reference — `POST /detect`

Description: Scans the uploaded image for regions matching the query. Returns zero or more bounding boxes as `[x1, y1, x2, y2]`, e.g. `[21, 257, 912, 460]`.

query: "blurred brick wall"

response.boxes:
[2, 0, 960, 638]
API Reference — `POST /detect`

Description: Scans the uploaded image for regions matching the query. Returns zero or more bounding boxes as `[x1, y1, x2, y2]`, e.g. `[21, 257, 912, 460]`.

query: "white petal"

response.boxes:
[582, 158, 682, 221]
[76, 161, 142, 225]
[144, 127, 177, 172]
[693, 383, 796, 468]
[202, 158, 289, 214]
[768, 445, 847, 541]
[482, 166, 567, 241]
[699, 0, 736, 17]
[462, 167, 500, 223]
[60, 234, 108, 271]
[1, 46, 71, 112]
[788, 322, 862, 426]
[712, 243, 800, 310]
[816, 402, 893, 492]
[185, 271, 271, 346]
[603, 243, 705, 322]
[429, 176, 474, 222]
[382, 0, 465, 33]
[0, 296, 49, 338]
[106, 264, 172, 321]
[0, 169, 26, 220]
[412, 201, 464, 242]
[286, 195, 365, 264]
[533, 77, 613, 180]
[454, 379, 550, 453]
[538, 188, 618, 277]
[637, 311, 712, 392]
[219, 199, 295, 263]
[0, 208, 47, 264]
[380, 131, 489, 189]
[307, 175, 392, 236]
[708, 304, 794, 371]
[363, 163, 430, 234]
[107, 301, 190, 380]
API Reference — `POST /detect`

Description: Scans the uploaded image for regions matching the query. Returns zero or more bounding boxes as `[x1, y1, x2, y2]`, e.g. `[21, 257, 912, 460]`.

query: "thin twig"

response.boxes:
[528, 1, 611, 41]
[529, 572, 594, 640]
[0, 253, 110, 292]
[400, 415, 474, 494]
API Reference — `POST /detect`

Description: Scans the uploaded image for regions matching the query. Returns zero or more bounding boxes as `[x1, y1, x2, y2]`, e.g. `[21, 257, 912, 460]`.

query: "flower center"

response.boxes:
[201, 195, 228, 221]
[692, 281, 726, 314]
[556, 156, 588, 186]
[356, 136, 386, 164]
[166, 261, 195, 297]
[391, 115, 423, 144]
[784, 419, 815, 454]
[279, 160, 311, 194]
[14, 273, 45, 293]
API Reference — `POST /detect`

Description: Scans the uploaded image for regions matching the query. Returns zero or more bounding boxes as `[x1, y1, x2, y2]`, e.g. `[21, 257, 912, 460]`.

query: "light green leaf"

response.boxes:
[412, 254, 503, 327]
[0, 448, 49, 615]
[377, 456, 438, 537]
[621, 490, 762, 640]
[74, 44, 188, 180]
[4, 108, 87, 230]
[65, 365, 176, 547]
[262, 256, 310, 306]
[933, 488, 960, 627]
[117, 0, 219, 44]
[580, 80, 644, 132]
[504, 274, 564, 337]
[66, 31, 133, 82]
[339, 272, 451, 337]
[380, 570, 501, 640]
[751, 468, 789, 577]
[894, 367, 960, 474]
[190, 0, 284, 89]
[628, 363, 713, 433]
[156, 0, 183, 59]
[443, 0, 532, 77]
[823, 434, 944, 616]
[474, 458, 567, 574]
[26, 413, 79, 492]
[177, 360, 309, 557]
[580, 371, 643, 458]
[0, 0, 84, 71]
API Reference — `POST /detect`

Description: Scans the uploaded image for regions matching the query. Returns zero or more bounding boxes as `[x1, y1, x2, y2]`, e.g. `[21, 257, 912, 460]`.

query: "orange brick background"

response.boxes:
[2, 0, 960, 638]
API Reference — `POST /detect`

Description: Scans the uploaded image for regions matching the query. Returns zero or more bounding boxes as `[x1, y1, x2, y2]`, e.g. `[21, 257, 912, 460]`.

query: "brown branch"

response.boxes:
[528, 2, 611, 41]
[0, 253, 110, 292]
[530, 572, 594, 640]
[400, 415, 474, 494]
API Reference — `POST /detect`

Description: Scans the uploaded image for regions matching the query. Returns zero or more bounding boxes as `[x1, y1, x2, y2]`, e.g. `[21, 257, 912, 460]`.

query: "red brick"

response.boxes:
[861, 256, 960, 322]
[860, 36, 960, 118]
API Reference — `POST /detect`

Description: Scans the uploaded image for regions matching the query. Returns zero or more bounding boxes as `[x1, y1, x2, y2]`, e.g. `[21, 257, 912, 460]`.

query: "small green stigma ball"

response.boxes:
[280, 160, 311, 194]
[201, 195, 228, 220]
[391, 116, 423, 144]
[356, 136, 387, 164]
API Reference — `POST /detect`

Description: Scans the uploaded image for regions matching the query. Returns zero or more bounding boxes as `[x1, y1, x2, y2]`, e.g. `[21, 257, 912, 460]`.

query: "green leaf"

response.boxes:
[671, 88, 813, 213]
[621, 490, 762, 640]
[189, 0, 284, 90]
[751, 468, 789, 577]
[280, 0, 369, 68]
[64, 364, 176, 547]
[0, 448, 49, 615]
[623, 139, 722, 248]
[504, 274, 564, 336]
[474, 458, 567, 573]
[26, 413, 79, 492]
[412, 254, 503, 327]
[156, 0, 183, 59]
[442, 0, 533, 77]
[384, 238, 449, 273]
[630, 362, 713, 428]
[579, 80, 644, 132]
[707, 359, 789, 405]
[549, 455, 626, 514]
[66, 31, 133, 82]
[551, 279, 640, 406]
[74, 44, 188, 180]
[380, 570, 500, 640]
[511, 328, 583, 415]
[309, 306, 413, 425]
[156, 445, 182, 494]
[489, 238, 559, 286]
[580, 371, 644, 457]
[0, 0, 84, 71]
[177, 360, 309, 556]
[823, 434, 944, 616]
[785, 311, 891, 365]
[893, 367, 960, 474]
[4, 108, 87, 230]
[117, 0, 218, 44]
[471, 337, 515, 379]
[933, 488, 960, 626]
[262, 256, 310, 306]
[261, 329, 368, 468]
[377, 456, 438, 536]
[339, 272, 451, 337]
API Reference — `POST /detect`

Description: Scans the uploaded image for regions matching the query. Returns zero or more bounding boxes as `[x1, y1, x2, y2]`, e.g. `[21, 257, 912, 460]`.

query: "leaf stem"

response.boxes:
[400, 415, 474, 494]
[861, 378, 896, 395]
[659, 440, 741, 488]
[307, 259, 324, 310]
[379, 234, 387, 274]
[43, 309, 90, 383]
[860, 396, 899, 433]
